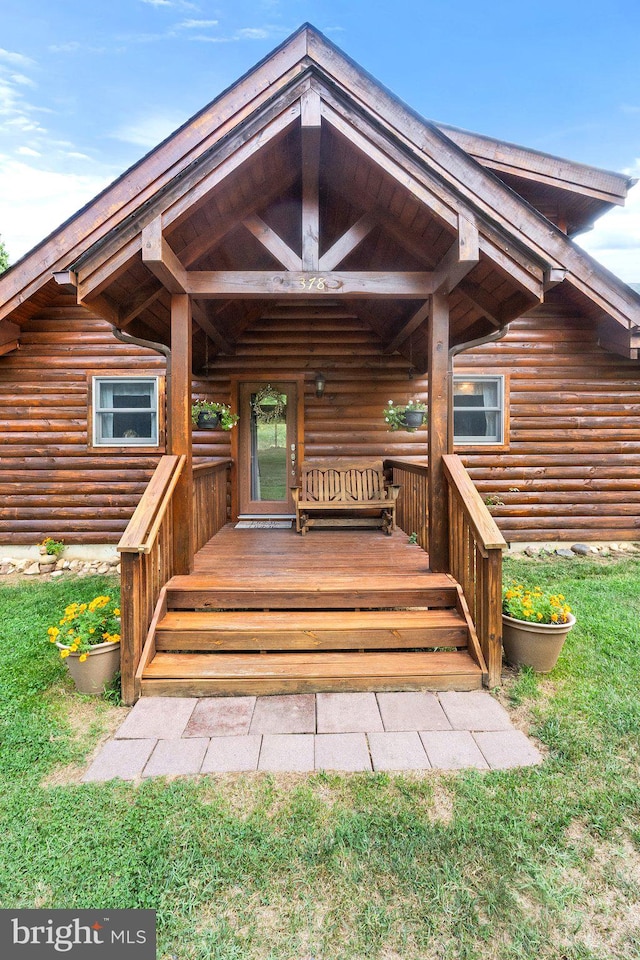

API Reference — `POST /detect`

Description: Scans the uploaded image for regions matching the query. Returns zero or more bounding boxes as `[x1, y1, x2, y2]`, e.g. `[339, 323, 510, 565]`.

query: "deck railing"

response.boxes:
[193, 458, 232, 553]
[443, 454, 507, 687]
[384, 458, 429, 551]
[118, 455, 185, 704]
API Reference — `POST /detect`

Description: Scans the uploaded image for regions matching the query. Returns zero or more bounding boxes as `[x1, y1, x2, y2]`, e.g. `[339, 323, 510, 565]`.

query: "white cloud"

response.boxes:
[0, 48, 35, 68]
[577, 162, 640, 283]
[9, 73, 36, 87]
[140, 0, 173, 6]
[178, 19, 220, 29]
[0, 159, 113, 262]
[109, 111, 186, 148]
[17, 146, 41, 157]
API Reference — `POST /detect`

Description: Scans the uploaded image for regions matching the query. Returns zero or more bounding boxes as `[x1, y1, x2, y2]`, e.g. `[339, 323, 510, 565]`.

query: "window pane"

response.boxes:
[250, 393, 287, 501]
[453, 377, 503, 444]
[94, 378, 158, 445]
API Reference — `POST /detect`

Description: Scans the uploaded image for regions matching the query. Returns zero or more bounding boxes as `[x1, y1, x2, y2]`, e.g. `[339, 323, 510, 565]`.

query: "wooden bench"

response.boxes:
[291, 459, 401, 535]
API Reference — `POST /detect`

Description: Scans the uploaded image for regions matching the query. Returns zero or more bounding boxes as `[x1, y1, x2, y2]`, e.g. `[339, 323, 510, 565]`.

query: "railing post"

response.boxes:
[428, 292, 451, 571]
[486, 549, 503, 687]
[169, 294, 193, 574]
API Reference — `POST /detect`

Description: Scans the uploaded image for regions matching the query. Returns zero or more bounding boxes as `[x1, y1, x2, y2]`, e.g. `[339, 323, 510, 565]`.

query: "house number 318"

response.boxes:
[299, 276, 327, 290]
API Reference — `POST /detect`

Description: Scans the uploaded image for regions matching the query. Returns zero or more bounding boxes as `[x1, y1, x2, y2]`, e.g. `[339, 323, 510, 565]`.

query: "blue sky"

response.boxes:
[1, 0, 640, 279]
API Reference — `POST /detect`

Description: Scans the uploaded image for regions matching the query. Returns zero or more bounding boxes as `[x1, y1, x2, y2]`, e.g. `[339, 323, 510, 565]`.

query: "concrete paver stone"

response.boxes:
[258, 734, 315, 772]
[367, 731, 430, 771]
[183, 697, 256, 737]
[249, 694, 316, 734]
[377, 692, 452, 731]
[315, 733, 372, 772]
[201, 735, 262, 773]
[316, 692, 383, 733]
[473, 730, 543, 769]
[82, 739, 156, 782]
[438, 691, 513, 731]
[115, 697, 197, 740]
[420, 730, 489, 770]
[142, 738, 209, 778]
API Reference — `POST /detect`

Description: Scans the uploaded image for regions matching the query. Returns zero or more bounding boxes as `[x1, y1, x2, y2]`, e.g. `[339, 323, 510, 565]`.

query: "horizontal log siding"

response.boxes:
[3, 297, 638, 545]
[0, 295, 170, 544]
[200, 313, 429, 461]
[458, 309, 640, 542]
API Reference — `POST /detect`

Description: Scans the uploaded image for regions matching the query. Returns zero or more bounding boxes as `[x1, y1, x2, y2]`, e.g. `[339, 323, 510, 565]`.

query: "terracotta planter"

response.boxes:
[502, 613, 575, 673]
[196, 411, 220, 429]
[57, 640, 120, 694]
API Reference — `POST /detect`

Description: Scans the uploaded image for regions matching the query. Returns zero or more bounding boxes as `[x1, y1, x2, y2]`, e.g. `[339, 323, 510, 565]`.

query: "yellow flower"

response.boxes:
[60, 649, 70, 659]
[551, 613, 559, 623]
[114, 608, 120, 617]
[78, 653, 88, 663]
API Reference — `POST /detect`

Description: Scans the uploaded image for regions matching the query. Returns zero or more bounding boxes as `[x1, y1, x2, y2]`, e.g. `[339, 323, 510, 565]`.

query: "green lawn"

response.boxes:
[0, 557, 639, 959]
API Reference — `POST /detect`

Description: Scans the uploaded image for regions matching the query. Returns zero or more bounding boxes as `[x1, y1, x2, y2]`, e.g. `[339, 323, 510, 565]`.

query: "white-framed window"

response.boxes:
[453, 374, 505, 445]
[92, 377, 160, 447]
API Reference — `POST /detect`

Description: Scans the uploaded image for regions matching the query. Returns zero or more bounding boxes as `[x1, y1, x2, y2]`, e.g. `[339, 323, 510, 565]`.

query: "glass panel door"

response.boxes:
[238, 382, 298, 515]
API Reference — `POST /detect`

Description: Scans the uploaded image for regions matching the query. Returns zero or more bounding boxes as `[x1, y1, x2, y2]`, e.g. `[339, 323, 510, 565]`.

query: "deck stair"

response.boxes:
[137, 566, 487, 697]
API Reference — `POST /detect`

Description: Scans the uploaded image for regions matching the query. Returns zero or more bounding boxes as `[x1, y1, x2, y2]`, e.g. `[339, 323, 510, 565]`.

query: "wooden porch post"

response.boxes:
[427, 291, 451, 572]
[169, 293, 194, 574]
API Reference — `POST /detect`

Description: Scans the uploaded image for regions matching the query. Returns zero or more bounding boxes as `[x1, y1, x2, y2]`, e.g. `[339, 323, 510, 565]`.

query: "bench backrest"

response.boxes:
[300, 459, 387, 503]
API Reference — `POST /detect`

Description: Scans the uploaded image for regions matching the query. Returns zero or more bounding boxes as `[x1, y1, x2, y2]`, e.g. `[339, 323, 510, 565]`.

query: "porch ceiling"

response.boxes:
[68, 82, 547, 374]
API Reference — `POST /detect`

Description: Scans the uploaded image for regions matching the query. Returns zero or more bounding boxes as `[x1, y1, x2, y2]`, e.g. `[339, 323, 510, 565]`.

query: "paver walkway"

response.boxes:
[83, 691, 542, 781]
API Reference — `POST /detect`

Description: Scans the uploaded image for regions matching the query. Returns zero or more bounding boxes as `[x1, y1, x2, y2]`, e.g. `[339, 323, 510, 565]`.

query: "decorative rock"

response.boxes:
[24, 562, 41, 576]
[0, 564, 14, 575]
[0, 557, 14, 565]
[524, 546, 539, 557]
[97, 563, 110, 575]
[108, 556, 120, 566]
[51, 570, 64, 578]
[39, 554, 57, 566]
[116, 564, 121, 574]
[556, 549, 575, 559]
[610, 543, 620, 551]
[15, 560, 29, 572]
[68, 560, 81, 571]
[571, 543, 591, 556]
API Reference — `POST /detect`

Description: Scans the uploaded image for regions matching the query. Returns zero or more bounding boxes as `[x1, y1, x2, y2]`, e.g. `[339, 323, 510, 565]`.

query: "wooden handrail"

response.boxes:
[384, 457, 428, 476]
[443, 453, 506, 687]
[118, 455, 186, 554]
[442, 455, 506, 553]
[193, 457, 232, 477]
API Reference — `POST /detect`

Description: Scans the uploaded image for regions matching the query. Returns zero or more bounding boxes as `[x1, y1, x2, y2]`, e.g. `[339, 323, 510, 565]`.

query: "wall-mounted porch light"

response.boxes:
[314, 372, 326, 398]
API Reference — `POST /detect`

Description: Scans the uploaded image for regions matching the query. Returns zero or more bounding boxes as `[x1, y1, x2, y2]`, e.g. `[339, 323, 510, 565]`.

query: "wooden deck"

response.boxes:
[136, 524, 487, 697]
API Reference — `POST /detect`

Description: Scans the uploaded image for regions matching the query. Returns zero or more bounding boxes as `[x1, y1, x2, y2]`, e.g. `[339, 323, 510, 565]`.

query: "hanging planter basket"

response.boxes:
[196, 411, 220, 429]
[402, 410, 426, 429]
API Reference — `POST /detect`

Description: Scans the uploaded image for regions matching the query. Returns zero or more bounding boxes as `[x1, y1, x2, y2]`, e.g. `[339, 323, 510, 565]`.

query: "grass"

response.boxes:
[1, 557, 639, 958]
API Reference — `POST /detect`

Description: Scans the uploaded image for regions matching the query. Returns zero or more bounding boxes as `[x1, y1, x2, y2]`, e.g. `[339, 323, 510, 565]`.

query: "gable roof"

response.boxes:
[0, 23, 638, 359]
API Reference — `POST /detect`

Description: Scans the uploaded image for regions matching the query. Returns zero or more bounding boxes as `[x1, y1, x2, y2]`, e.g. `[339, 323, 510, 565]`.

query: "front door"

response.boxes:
[238, 381, 299, 516]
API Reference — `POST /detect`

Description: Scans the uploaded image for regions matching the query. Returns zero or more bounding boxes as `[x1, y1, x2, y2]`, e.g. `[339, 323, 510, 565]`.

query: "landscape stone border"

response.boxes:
[0, 554, 120, 579]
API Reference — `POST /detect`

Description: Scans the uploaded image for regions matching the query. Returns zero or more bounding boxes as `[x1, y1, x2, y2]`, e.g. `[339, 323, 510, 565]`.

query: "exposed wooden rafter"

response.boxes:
[190, 301, 236, 354]
[319, 213, 376, 271]
[301, 89, 321, 271]
[384, 302, 430, 354]
[242, 215, 302, 271]
[433, 216, 479, 295]
[142, 217, 188, 293]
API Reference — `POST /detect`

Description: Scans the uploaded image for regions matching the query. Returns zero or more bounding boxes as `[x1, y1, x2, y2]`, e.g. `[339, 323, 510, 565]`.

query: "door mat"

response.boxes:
[235, 520, 293, 529]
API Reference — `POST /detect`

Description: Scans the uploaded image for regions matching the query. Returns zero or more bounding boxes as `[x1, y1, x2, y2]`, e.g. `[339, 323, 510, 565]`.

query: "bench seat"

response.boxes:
[291, 459, 400, 535]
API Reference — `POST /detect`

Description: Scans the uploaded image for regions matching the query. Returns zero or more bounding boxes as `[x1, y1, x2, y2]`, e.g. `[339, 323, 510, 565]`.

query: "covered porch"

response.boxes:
[52, 32, 547, 703]
[118, 455, 505, 703]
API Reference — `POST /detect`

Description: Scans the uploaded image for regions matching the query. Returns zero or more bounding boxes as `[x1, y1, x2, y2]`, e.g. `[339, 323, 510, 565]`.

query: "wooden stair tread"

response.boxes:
[168, 573, 453, 590]
[157, 609, 465, 631]
[144, 650, 482, 680]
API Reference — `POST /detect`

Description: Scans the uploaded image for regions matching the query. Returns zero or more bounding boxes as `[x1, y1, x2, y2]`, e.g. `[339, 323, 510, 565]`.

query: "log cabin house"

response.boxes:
[1, 25, 639, 703]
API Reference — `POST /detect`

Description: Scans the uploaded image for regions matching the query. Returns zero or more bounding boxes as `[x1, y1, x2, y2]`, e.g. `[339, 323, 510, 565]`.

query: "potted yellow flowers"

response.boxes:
[502, 581, 575, 672]
[48, 595, 121, 694]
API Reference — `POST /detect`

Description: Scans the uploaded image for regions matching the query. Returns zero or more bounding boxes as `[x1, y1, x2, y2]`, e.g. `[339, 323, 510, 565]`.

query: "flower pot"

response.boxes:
[402, 410, 425, 429]
[501, 613, 575, 673]
[56, 640, 120, 694]
[196, 411, 220, 429]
